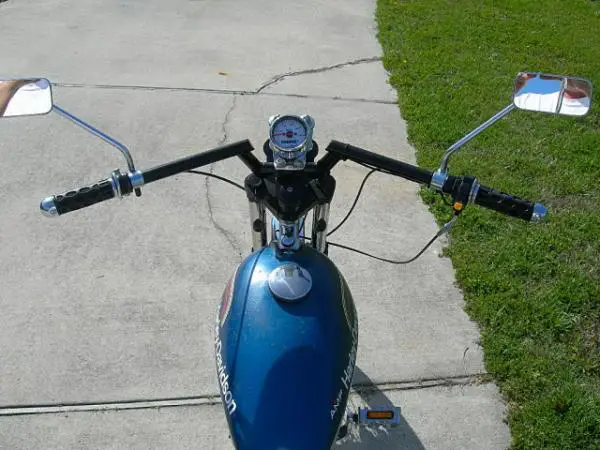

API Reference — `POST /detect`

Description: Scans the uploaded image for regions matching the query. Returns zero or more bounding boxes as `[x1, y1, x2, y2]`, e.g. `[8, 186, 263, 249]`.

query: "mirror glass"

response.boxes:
[513, 72, 592, 116]
[0, 78, 53, 118]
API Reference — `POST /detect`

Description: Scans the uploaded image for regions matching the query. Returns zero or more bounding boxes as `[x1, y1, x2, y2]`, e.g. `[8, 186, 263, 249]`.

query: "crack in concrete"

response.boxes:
[255, 56, 382, 93]
[53, 82, 396, 105]
[261, 91, 396, 105]
[352, 373, 492, 395]
[202, 95, 244, 262]
[0, 373, 491, 416]
[0, 396, 220, 417]
[53, 82, 247, 95]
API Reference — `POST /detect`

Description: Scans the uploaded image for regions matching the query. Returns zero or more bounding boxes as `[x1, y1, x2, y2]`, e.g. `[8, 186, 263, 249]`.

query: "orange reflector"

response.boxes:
[453, 202, 464, 211]
[366, 410, 394, 420]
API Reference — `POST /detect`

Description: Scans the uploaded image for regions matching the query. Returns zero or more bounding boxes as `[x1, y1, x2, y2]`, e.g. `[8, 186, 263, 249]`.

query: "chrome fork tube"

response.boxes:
[249, 201, 267, 251]
[311, 203, 330, 253]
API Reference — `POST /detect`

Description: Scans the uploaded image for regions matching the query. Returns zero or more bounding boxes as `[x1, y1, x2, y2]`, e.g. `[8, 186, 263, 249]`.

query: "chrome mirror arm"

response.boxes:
[431, 103, 516, 190]
[52, 104, 141, 196]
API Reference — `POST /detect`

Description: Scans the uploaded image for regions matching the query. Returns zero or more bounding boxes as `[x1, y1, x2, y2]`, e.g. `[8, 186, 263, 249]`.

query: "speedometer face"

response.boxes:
[270, 116, 307, 151]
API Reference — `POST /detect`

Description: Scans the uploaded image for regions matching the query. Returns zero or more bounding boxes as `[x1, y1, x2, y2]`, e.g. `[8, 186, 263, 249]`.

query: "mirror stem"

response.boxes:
[52, 104, 141, 196]
[438, 103, 516, 173]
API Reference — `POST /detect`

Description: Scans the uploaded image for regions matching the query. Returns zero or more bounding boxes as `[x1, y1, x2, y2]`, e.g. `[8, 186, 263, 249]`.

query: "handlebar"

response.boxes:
[40, 140, 254, 217]
[325, 140, 433, 185]
[325, 140, 547, 223]
[142, 140, 254, 184]
[40, 138, 547, 223]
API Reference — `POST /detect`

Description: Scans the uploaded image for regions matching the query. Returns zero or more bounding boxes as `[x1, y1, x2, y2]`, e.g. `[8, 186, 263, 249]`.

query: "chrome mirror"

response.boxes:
[513, 72, 592, 116]
[430, 71, 593, 191]
[0, 76, 141, 196]
[0, 78, 53, 118]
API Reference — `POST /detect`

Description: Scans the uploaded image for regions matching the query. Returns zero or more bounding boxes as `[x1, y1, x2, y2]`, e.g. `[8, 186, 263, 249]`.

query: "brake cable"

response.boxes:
[187, 170, 245, 191]
[327, 169, 377, 236]
[328, 216, 457, 264]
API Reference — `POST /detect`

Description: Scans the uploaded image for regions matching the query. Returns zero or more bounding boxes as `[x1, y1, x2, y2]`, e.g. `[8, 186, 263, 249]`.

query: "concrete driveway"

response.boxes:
[0, 1, 509, 448]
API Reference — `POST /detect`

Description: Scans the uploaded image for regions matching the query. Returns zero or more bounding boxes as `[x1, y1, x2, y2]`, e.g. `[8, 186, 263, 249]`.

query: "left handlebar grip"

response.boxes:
[40, 178, 116, 217]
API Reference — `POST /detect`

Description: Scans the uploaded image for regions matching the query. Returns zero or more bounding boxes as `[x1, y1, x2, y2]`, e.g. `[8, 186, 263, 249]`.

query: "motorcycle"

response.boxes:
[0, 71, 592, 449]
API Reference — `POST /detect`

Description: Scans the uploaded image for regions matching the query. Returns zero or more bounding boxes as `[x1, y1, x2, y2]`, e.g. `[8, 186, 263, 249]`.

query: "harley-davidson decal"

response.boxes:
[339, 274, 356, 331]
[215, 326, 237, 416]
[218, 266, 239, 327]
[330, 315, 358, 420]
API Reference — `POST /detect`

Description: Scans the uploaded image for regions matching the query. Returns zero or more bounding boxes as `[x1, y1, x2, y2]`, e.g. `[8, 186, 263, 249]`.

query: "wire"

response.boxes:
[301, 232, 441, 264]
[327, 168, 376, 237]
[439, 192, 451, 206]
[186, 164, 454, 265]
[299, 216, 306, 236]
[327, 234, 440, 264]
[356, 161, 395, 176]
[186, 170, 245, 191]
[357, 162, 453, 207]
[186, 164, 380, 237]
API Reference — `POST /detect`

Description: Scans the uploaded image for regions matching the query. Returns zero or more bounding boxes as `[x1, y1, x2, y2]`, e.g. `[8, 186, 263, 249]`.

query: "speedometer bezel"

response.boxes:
[269, 114, 309, 154]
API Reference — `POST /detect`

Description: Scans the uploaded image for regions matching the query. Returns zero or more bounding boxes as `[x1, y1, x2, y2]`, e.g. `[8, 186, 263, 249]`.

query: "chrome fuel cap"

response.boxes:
[268, 263, 312, 302]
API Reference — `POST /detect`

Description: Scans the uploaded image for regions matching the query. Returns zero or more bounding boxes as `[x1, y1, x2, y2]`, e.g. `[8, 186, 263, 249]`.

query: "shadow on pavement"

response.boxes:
[338, 366, 426, 450]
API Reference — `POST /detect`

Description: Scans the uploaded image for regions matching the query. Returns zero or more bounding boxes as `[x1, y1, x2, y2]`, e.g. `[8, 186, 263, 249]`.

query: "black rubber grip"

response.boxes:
[53, 178, 115, 215]
[326, 140, 433, 185]
[474, 184, 535, 221]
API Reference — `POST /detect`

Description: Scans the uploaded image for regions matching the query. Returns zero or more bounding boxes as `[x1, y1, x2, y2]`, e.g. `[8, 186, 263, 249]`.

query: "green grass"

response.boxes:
[376, 1, 600, 448]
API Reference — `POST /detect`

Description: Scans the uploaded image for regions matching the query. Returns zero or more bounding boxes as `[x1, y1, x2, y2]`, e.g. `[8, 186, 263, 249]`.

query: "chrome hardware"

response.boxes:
[112, 169, 143, 199]
[53, 105, 141, 196]
[268, 263, 313, 302]
[40, 196, 58, 218]
[437, 215, 458, 237]
[0, 78, 53, 118]
[110, 169, 122, 198]
[275, 151, 307, 171]
[430, 169, 448, 191]
[438, 104, 516, 174]
[249, 201, 267, 251]
[53, 105, 136, 172]
[531, 202, 548, 223]
[128, 170, 145, 189]
[271, 217, 278, 244]
[300, 114, 315, 152]
[468, 179, 480, 204]
[513, 72, 592, 117]
[280, 221, 301, 250]
[271, 217, 303, 252]
[311, 203, 330, 253]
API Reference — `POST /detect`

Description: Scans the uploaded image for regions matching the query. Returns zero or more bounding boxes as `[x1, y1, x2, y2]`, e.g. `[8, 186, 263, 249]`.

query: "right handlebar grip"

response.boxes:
[475, 184, 546, 222]
[40, 178, 116, 217]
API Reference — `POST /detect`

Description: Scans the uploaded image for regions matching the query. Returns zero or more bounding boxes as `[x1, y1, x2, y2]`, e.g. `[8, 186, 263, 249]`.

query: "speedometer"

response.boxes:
[268, 114, 315, 171]
[269, 115, 308, 152]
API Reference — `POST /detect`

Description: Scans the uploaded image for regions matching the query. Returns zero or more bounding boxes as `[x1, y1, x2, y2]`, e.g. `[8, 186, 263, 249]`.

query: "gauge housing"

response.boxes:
[268, 114, 315, 171]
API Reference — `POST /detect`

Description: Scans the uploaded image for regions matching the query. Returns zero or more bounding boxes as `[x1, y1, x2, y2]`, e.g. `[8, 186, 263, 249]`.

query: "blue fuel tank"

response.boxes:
[215, 244, 358, 450]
